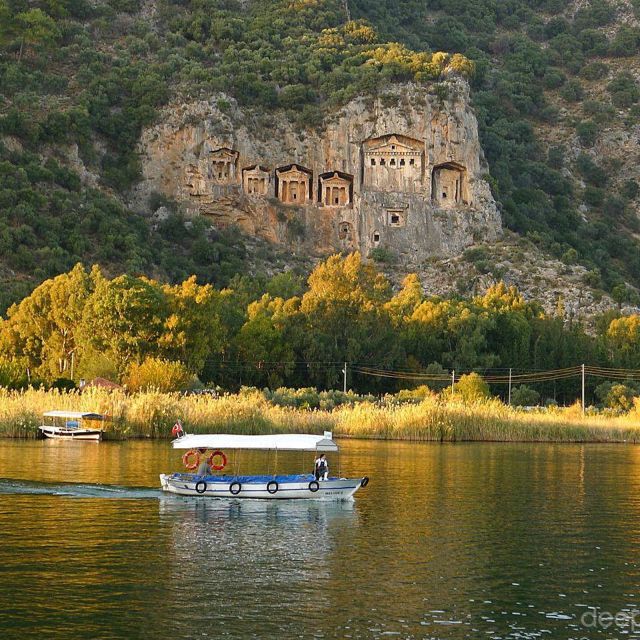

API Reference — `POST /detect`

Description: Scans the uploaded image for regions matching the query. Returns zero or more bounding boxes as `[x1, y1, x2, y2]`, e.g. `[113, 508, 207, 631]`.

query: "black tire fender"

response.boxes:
[195, 480, 207, 494]
[267, 480, 279, 494]
[360, 476, 369, 488]
[308, 480, 320, 493]
[229, 481, 241, 495]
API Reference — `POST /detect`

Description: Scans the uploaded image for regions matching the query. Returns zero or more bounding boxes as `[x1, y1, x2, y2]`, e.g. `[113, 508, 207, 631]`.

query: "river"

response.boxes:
[1, 439, 640, 639]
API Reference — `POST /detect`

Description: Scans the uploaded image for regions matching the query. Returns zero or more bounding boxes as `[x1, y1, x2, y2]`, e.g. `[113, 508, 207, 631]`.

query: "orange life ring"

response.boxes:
[182, 449, 200, 471]
[207, 450, 227, 471]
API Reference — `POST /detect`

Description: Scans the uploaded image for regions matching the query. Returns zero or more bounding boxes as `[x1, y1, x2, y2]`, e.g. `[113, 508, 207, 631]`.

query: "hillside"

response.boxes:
[352, 0, 640, 292]
[1, 0, 640, 313]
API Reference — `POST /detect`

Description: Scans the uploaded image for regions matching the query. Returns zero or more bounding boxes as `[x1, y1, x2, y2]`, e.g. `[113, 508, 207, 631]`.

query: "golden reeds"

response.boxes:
[2, 387, 640, 442]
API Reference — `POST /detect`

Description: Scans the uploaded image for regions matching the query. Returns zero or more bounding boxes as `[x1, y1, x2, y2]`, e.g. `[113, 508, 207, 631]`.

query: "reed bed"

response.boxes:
[2, 387, 640, 442]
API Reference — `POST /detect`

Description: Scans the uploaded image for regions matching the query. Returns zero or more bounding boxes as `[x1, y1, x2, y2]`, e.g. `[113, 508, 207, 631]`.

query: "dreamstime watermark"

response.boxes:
[580, 606, 640, 635]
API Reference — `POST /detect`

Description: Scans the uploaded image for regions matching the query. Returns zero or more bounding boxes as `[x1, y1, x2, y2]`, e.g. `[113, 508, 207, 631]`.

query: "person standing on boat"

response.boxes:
[314, 453, 329, 481]
[195, 448, 211, 477]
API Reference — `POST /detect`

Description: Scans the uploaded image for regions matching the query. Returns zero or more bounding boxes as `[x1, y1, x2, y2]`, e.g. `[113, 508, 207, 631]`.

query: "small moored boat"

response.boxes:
[38, 411, 106, 441]
[160, 432, 369, 501]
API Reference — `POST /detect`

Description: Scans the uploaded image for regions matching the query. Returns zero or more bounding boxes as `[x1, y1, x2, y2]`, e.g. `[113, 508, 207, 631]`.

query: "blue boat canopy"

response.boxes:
[172, 432, 338, 452]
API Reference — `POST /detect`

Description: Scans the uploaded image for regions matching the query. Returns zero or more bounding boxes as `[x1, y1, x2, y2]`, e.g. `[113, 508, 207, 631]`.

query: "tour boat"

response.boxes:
[38, 411, 106, 441]
[160, 432, 369, 500]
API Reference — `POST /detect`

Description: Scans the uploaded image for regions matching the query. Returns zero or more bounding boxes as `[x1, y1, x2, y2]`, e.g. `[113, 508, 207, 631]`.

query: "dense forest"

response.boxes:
[1, 0, 640, 313]
[2, 253, 640, 408]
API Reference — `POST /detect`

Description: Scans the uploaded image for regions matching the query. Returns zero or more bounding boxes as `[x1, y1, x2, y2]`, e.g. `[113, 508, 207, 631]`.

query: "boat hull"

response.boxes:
[160, 473, 365, 501]
[39, 426, 103, 441]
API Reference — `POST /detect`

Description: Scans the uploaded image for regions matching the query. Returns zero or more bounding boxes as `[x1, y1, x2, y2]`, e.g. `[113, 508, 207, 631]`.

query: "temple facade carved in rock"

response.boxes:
[137, 81, 502, 263]
[275, 164, 312, 204]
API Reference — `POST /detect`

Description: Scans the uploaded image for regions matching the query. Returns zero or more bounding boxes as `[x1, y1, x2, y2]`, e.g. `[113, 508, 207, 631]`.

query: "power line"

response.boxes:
[203, 359, 640, 386]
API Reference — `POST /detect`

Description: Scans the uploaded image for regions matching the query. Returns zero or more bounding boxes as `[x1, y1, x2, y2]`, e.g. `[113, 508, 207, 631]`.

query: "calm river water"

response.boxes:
[1, 439, 640, 639]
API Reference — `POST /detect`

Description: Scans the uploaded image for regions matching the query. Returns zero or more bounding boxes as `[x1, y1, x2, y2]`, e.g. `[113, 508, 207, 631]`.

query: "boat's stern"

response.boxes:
[159, 474, 170, 491]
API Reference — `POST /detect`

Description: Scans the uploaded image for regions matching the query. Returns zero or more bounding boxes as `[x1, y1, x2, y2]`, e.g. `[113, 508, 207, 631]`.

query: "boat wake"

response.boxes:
[0, 478, 161, 499]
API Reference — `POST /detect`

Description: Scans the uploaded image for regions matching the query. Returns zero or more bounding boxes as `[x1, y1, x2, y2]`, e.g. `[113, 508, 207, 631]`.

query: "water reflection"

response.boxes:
[4, 440, 640, 638]
[161, 498, 356, 575]
[155, 497, 358, 638]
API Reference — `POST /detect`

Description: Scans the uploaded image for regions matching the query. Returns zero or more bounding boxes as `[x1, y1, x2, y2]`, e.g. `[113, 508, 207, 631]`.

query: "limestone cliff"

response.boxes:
[134, 79, 501, 264]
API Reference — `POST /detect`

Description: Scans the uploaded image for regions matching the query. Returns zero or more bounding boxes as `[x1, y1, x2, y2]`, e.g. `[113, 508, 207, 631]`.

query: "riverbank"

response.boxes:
[2, 387, 640, 443]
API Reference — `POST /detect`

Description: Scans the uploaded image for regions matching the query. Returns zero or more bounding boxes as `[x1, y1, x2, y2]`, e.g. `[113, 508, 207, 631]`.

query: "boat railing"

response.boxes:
[171, 472, 316, 483]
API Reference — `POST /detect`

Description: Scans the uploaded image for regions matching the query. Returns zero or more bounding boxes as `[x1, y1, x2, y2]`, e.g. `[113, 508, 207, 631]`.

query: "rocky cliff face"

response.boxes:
[134, 79, 501, 264]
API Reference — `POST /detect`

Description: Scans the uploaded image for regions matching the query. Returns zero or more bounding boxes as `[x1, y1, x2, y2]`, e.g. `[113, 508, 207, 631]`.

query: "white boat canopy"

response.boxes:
[43, 411, 106, 420]
[172, 432, 338, 452]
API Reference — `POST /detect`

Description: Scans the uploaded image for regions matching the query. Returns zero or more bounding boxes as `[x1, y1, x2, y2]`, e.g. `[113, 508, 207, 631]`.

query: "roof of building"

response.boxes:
[83, 377, 122, 390]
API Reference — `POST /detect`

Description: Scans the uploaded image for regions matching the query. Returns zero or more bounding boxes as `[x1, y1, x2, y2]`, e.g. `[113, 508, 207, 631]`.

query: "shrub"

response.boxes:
[264, 387, 373, 410]
[561, 248, 578, 264]
[448, 373, 491, 403]
[576, 121, 598, 147]
[621, 180, 639, 201]
[462, 246, 490, 263]
[574, 0, 615, 30]
[583, 269, 602, 288]
[510, 385, 540, 407]
[148, 192, 177, 213]
[603, 196, 626, 220]
[393, 385, 435, 403]
[125, 357, 194, 392]
[580, 62, 609, 81]
[608, 73, 640, 108]
[421, 362, 450, 392]
[578, 29, 610, 56]
[576, 154, 608, 188]
[595, 382, 637, 411]
[542, 68, 566, 89]
[609, 26, 640, 57]
[582, 100, 616, 124]
[286, 218, 305, 239]
[547, 146, 564, 169]
[369, 247, 396, 264]
[583, 186, 605, 207]
[560, 79, 583, 102]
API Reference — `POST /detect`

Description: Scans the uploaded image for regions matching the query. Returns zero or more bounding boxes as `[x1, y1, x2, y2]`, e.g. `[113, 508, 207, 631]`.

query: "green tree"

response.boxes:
[385, 273, 423, 323]
[299, 253, 399, 388]
[159, 277, 227, 373]
[0, 263, 94, 380]
[7, 8, 61, 62]
[606, 315, 640, 367]
[82, 274, 169, 373]
[233, 294, 295, 388]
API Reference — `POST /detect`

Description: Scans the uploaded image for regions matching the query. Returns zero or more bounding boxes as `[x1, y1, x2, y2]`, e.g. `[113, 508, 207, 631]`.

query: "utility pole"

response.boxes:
[342, 362, 347, 394]
[581, 363, 585, 415]
[508, 368, 512, 406]
[451, 370, 455, 395]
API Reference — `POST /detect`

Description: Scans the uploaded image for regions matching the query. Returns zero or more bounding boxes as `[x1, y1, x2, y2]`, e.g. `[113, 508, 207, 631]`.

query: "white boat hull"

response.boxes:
[39, 426, 103, 441]
[160, 473, 367, 501]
